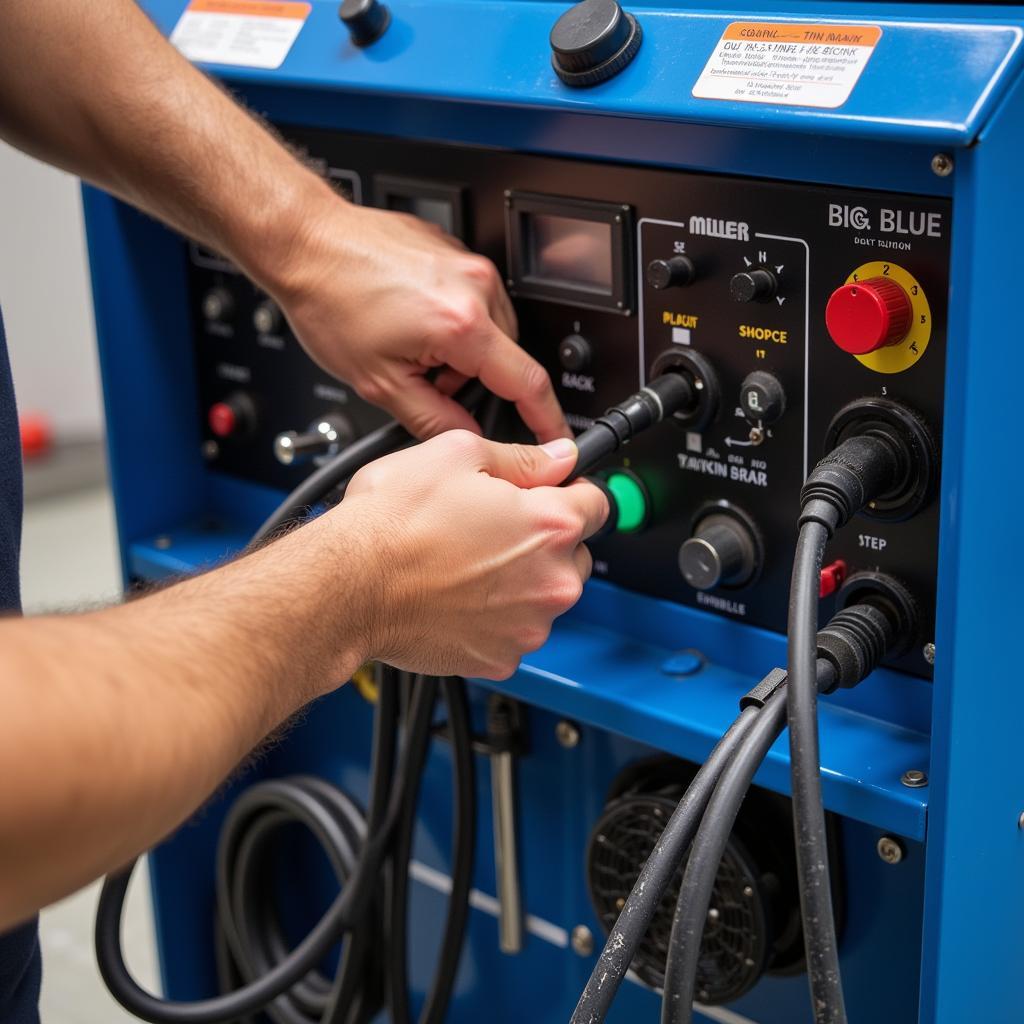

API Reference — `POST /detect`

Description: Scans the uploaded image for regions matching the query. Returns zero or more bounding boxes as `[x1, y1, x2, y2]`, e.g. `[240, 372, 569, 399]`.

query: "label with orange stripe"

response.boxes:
[693, 21, 882, 109]
[170, 0, 311, 70]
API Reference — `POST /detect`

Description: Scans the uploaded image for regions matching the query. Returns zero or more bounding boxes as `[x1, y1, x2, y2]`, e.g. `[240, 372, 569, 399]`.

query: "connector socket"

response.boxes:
[837, 570, 921, 658]
[823, 399, 938, 522]
[650, 349, 720, 432]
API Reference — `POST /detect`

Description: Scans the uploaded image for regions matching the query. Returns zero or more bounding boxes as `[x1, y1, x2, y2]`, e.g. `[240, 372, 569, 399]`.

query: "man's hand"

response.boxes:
[271, 200, 570, 442]
[339, 432, 607, 680]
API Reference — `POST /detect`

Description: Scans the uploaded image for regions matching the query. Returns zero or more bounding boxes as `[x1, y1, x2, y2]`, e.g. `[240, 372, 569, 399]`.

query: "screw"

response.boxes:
[615, 896, 625, 910]
[901, 769, 928, 788]
[202, 440, 220, 461]
[1018, 811, 1024, 831]
[154, 535, 173, 550]
[931, 153, 954, 177]
[556, 720, 581, 749]
[877, 835, 904, 864]
[707, 907, 720, 922]
[923, 642, 936, 665]
[571, 924, 594, 957]
[614, 215, 622, 224]
[742, 885, 754, 899]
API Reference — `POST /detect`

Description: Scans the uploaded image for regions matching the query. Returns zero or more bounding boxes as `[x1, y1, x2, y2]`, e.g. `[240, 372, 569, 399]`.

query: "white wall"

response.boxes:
[0, 142, 105, 440]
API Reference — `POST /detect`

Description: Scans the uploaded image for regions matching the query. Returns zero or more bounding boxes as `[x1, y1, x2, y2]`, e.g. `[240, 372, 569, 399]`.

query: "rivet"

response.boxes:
[1017, 811, 1024, 831]
[571, 924, 594, 957]
[877, 835, 904, 864]
[556, 720, 581, 749]
[707, 907, 720, 922]
[931, 153, 954, 177]
[901, 769, 928, 788]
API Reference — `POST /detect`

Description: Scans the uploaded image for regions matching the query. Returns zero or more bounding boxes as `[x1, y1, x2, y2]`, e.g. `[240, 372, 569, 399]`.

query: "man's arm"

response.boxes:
[0, 433, 606, 929]
[0, 0, 568, 442]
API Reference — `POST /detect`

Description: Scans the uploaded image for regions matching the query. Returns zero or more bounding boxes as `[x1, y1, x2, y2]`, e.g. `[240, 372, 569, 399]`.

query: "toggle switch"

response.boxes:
[274, 414, 354, 466]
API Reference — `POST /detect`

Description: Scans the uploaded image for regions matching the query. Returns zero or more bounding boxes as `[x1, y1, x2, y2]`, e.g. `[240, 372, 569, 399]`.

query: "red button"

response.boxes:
[208, 402, 238, 438]
[825, 277, 912, 356]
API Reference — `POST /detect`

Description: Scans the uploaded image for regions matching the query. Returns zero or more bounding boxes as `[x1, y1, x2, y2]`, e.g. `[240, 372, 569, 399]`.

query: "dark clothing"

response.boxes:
[0, 307, 41, 1022]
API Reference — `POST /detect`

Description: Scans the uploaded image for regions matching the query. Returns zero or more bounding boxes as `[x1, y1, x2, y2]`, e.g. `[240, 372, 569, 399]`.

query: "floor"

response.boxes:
[20, 484, 161, 1022]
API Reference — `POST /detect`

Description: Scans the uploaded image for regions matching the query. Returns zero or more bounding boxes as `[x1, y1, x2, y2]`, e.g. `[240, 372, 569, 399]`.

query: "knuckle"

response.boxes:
[463, 254, 498, 286]
[520, 358, 552, 399]
[357, 377, 387, 405]
[437, 428, 482, 460]
[519, 624, 551, 654]
[441, 297, 485, 340]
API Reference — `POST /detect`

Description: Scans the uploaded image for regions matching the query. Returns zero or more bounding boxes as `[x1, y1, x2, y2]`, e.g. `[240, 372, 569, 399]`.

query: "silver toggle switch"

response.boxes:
[274, 414, 353, 466]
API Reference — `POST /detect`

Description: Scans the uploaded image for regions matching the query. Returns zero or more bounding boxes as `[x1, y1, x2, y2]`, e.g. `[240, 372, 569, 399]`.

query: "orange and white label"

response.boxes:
[170, 0, 311, 70]
[693, 22, 882, 109]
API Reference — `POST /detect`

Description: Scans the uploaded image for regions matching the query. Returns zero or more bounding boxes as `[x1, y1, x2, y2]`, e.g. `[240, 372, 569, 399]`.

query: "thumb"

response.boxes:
[475, 436, 579, 488]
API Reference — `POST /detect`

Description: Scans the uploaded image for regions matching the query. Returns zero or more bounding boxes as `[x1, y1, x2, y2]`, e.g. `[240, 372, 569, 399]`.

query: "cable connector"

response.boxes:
[571, 372, 693, 479]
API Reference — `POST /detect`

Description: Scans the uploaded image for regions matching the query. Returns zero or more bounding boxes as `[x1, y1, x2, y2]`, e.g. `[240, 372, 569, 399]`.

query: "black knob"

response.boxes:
[252, 300, 282, 336]
[646, 256, 695, 290]
[730, 269, 777, 304]
[739, 371, 786, 425]
[679, 514, 758, 590]
[339, 0, 390, 47]
[550, 0, 643, 88]
[558, 334, 592, 373]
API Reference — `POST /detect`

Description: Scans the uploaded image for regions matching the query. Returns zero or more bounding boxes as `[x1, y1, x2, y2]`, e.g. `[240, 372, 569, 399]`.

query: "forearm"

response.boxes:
[0, 510, 370, 929]
[0, 0, 325, 295]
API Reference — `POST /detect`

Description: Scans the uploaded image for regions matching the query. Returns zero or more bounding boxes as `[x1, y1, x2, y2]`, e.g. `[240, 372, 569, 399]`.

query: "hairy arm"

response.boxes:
[0, 0, 568, 441]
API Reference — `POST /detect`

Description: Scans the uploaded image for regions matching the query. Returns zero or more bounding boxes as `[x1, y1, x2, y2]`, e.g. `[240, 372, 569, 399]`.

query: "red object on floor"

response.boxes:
[819, 559, 848, 599]
[19, 413, 53, 460]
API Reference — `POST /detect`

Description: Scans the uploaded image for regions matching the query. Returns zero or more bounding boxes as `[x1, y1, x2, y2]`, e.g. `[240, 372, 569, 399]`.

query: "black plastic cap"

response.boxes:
[339, 0, 391, 47]
[550, 0, 642, 87]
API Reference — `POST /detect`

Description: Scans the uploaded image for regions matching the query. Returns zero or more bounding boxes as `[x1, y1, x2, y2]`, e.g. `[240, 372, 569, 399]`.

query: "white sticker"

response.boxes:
[693, 22, 882, 109]
[170, 0, 311, 70]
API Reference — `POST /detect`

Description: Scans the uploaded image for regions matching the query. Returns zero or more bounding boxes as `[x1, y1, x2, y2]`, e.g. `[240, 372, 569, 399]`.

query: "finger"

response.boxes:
[574, 543, 594, 583]
[471, 436, 578, 487]
[560, 479, 611, 541]
[381, 374, 482, 439]
[443, 327, 570, 443]
[433, 367, 470, 397]
[488, 279, 519, 340]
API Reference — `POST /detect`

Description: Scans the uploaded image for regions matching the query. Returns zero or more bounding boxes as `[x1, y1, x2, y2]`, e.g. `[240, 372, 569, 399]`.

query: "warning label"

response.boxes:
[692, 22, 882, 109]
[171, 0, 311, 70]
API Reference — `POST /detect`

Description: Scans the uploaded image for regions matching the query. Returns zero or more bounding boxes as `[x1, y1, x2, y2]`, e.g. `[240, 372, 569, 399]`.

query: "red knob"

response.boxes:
[825, 277, 912, 356]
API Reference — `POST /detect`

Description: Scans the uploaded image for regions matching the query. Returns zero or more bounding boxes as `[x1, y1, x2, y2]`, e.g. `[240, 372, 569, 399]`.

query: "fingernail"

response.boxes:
[540, 437, 577, 460]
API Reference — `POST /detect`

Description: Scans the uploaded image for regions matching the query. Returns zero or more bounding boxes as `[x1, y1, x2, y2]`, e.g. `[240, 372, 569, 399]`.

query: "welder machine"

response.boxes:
[82, 1, 1024, 1022]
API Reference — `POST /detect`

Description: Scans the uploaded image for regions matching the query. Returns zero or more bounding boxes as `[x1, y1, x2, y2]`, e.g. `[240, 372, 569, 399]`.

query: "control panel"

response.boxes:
[188, 129, 948, 676]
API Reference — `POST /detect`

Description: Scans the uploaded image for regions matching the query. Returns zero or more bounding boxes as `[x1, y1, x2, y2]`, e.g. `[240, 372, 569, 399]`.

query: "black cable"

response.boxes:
[570, 707, 762, 1024]
[96, 681, 438, 1023]
[786, 522, 845, 1024]
[660, 661, 837, 1024]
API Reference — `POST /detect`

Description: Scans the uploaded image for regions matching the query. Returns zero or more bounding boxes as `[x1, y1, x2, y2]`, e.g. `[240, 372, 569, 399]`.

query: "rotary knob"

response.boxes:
[208, 392, 256, 440]
[252, 300, 282, 336]
[550, 0, 643, 88]
[646, 256, 695, 290]
[739, 371, 785, 425]
[339, 0, 390, 47]
[558, 334, 592, 372]
[201, 287, 233, 322]
[730, 269, 777, 304]
[825, 277, 912, 355]
[679, 513, 758, 591]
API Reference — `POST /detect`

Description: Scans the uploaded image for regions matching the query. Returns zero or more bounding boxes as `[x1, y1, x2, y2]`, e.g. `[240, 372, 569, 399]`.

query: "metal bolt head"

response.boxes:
[931, 153, 954, 177]
[923, 642, 936, 665]
[571, 924, 594, 957]
[877, 835, 904, 864]
[901, 769, 928, 788]
[556, 720, 581, 749]
[202, 439, 220, 461]
[1018, 811, 1024, 831]
[707, 907, 720, 922]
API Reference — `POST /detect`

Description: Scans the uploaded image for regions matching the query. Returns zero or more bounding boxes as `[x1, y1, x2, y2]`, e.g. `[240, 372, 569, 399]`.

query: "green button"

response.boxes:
[606, 472, 648, 533]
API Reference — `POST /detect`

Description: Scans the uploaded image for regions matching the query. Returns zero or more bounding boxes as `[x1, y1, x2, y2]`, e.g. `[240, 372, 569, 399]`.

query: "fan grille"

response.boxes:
[586, 794, 769, 1005]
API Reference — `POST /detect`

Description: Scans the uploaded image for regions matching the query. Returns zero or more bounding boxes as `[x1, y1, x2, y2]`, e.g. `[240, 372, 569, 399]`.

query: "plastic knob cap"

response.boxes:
[646, 256, 695, 290]
[825, 277, 913, 355]
[739, 371, 786, 425]
[550, 0, 643, 88]
[339, 0, 390, 47]
[208, 393, 255, 439]
[730, 269, 777, 304]
[559, 334, 592, 373]
[679, 514, 757, 590]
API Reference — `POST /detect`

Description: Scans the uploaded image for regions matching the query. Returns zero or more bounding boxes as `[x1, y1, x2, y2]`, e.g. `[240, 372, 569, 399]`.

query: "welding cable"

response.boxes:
[569, 706, 762, 1024]
[96, 679, 439, 1024]
[384, 676, 476, 1024]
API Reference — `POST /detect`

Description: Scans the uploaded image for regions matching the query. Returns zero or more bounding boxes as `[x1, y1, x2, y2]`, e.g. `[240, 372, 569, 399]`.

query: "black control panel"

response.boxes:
[188, 129, 949, 676]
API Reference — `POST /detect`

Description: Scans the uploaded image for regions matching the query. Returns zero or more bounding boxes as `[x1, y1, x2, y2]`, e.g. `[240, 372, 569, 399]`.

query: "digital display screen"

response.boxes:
[526, 214, 614, 294]
[387, 195, 456, 235]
